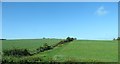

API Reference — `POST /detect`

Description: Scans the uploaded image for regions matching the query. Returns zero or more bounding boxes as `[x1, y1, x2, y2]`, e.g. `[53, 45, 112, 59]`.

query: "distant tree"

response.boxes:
[117, 37, 120, 40]
[0, 39, 6, 40]
[66, 37, 75, 42]
[43, 37, 45, 39]
[74, 38, 77, 40]
[113, 38, 116, 40]
[66, 37, 71, 42]
[66, 37, 70, 40]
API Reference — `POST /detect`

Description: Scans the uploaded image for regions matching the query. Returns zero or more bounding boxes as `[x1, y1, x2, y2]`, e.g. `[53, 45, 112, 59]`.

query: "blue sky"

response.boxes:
[0, 2, 1, 39]
[2, 2, 118, 40]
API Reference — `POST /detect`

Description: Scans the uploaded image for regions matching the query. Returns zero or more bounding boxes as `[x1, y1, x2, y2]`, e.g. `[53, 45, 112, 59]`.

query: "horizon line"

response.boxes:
[1, 37, 114, 40]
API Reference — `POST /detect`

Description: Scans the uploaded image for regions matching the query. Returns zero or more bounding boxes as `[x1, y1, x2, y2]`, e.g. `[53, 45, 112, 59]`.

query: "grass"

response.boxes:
[2, 39, 118, 62]
[2, 39, 62, 51]
[52, 40, 118, 62]
[0, 40, 2, 61]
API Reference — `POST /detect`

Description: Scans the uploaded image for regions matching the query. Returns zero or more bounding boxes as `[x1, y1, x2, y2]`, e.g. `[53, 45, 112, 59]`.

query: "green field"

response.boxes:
[2, 39, 62, 51]
[2, 39, 118, 62]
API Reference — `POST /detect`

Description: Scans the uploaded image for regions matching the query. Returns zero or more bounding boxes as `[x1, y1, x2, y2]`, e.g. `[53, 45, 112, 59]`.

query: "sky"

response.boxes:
[2, 2, 118, 40]
[0, 2, 2, 39]
[2, 0, 120, 2]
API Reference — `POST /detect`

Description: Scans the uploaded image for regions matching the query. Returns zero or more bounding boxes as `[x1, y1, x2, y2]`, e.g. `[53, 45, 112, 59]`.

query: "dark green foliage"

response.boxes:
[43, 43, 53, 50]
[113, 37, 120, 41]
[66, 37, 76, 42]
[36, 37, 76, 53]
[58, 37, 76, 44]
[53, 37, 76, 47]
[117, 37, 120, 40]
[43, 37, 46, 39]
[58, 40, 65, 44]
[113, 38, 116, 40]
[66, 37, 73, 41]
[0, 39, 6, 40]
[2, 57, 43, 63]
[36, 46, 44, 52]
[36, 43, 53, 53]
[3, 49, 31, 57]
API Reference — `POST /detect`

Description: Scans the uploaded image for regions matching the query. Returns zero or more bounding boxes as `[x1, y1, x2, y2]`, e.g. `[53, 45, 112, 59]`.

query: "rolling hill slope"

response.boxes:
[2, 39, 118, 62]
[2, 39, 62, 51]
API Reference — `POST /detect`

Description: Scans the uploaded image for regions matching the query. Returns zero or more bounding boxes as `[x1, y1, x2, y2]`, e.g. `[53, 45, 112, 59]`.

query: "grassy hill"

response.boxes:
[2, 39, 62, 51]
[2, 39, 118, 62]
[41, 40, 118, 62]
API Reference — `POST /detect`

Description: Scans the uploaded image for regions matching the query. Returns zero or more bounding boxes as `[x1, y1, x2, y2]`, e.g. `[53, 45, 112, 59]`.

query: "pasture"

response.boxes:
[2, 39, 118, 62]
[2, 39, 61, 51]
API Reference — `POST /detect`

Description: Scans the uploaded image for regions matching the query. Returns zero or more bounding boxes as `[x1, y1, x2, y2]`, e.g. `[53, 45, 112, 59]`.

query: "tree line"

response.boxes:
[113, 37, 120, 40]
[36, 37, 76, 53]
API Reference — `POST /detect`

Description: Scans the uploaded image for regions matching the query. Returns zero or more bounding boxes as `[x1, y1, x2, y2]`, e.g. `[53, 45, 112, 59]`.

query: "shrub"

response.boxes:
[3, 49, 31, 57]
[36, 43, 53, 53]
[66, 37, 76, 42]
[117, 37, 120, 40]
[58, 41, 64, 44]
[43, 43, 52, 50]
[53, 37, 76, 47]
[37, 37, 76, 53]
[36, 46, 44, 53]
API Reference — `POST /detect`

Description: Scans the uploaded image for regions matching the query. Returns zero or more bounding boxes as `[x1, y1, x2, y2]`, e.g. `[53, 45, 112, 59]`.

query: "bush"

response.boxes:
[3, 49, 31, 57]
[66, 37, 76, 42]
[117, 37, 120, 40]
[37, 37, 76, 53]
[36, 43, 52, 53]
[36, 46, 44, 53]
[2, 57, 43, 63]
[54, 37, 76, 47]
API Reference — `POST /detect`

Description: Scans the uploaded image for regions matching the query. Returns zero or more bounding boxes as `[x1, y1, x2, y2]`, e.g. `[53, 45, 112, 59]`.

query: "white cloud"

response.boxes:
[95, 6, 108, 16]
